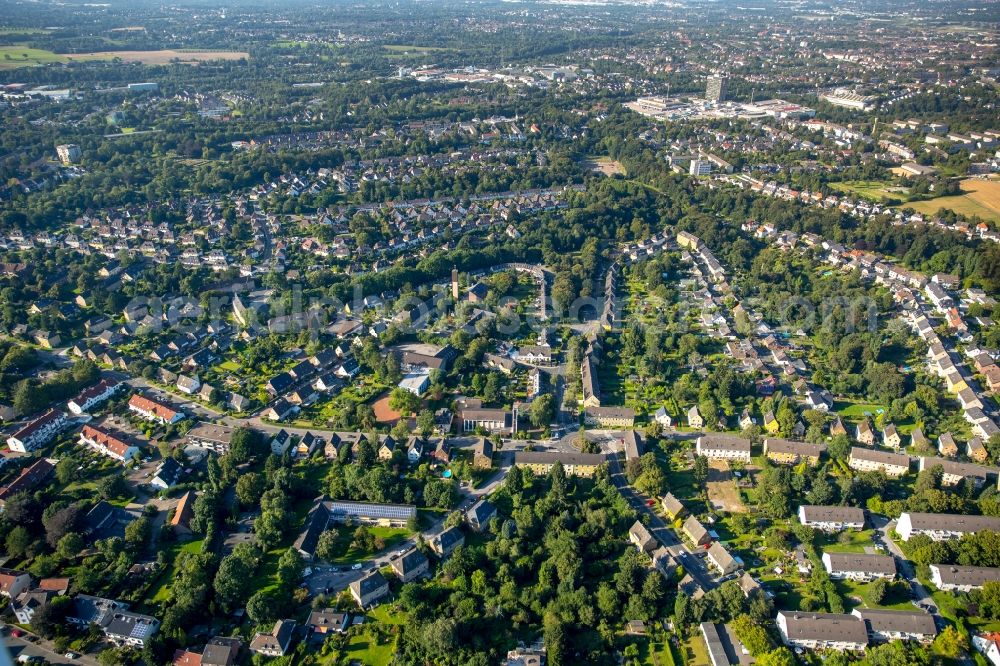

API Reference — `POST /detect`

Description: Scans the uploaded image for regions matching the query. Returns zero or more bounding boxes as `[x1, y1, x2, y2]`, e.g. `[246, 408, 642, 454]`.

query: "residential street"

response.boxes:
[606, 451, 717, 592]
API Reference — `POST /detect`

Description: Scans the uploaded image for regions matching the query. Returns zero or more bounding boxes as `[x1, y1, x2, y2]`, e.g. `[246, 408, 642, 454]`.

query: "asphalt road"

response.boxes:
[606, 452, 717, 592]
[874, 516, 935, 609]
[3, 631, 96, 666]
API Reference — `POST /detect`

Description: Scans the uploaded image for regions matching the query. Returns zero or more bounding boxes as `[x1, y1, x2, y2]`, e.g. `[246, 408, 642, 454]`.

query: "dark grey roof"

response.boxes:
[351, 570, 388, 597]
[850, 446, 910, 468]
[293, 502, 330, 557]
[393, 548, 428, 575]
[852, 609, 936, 637]
[824, 552, 896, 576]
[513, 451, 605, 466]
[154, 457, 184, 485]
[779, 612, 868, 645]
[103, 610, 159, 642]
[436, 526, 465, 551]
[904, 512, 1000, 533]
[932, 564, 1000, 587]
[799, 505, 865, 524]
[467, 499, 496, 526]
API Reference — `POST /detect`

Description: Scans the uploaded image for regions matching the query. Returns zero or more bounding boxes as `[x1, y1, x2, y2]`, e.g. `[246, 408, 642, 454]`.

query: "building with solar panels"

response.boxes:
[324, 500, 416, 527]
[103, 610, 161, 648]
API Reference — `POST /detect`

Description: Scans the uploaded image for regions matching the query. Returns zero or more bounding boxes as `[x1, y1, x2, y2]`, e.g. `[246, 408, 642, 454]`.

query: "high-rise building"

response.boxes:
[689, 159, 713, 176]
[706, 75, 728, 102]
[56, 144, 81, 165]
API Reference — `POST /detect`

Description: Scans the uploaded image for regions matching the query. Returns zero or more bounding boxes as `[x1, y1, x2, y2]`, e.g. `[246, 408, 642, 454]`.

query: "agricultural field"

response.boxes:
[904, 178, 1000, 223]
[65, 49, 249, 64]
[0, 45, 249, 68]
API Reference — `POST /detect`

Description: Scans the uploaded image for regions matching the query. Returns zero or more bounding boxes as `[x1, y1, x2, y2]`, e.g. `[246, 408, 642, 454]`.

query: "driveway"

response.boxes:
[872, 516, 934, 608]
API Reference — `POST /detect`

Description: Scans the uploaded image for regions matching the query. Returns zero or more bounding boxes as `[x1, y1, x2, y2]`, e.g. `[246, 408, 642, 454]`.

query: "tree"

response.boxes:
[214, 544, 259, 612]
[932, 625, 967, 659]
[5, 525, 33, 558]
[235, 472, 266, 507]
[124, 516, 151, 550]
[389, 387, 420, 416]
[529, 394, 555, 428]
[97, 474, 127, 500]
[869, 577, 889, 605]
[31, 596, 70, 639]
[43, 504, 81, 548]
[977, 581, 1000, 620]
[229, 427, 264, 463]
[315, 529, 343, 562]
[755, 648, 796, 666]
[277, 548, 304, 587]
[246, 589, 284, 625]
[693, 455, 709, 486]
[416, 409, 435, 437]
[731, 615, 772, 656]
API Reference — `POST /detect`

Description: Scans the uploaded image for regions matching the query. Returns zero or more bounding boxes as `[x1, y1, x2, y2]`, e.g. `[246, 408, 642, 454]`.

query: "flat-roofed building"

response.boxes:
[848, 446, 910, 477]
[512, 451, 604, 477]
[851, 609, 937, 643]
[700, 622, 730, 666]
[822, 552, 896, 582]
[798, 505, 865, 531]
[460, 408, 515, 434]
[187, 422, 236, 455]
[695, 435, 751, 462]
[325, 500, 416, 527]
[764, 438, 826, 466]
[897, 512, 1000, 541]
[930, 564, 1000, 592]
[776, 611, 868, 651]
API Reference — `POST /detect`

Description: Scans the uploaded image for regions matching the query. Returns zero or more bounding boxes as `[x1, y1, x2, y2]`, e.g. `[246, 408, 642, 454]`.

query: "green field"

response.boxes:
[830, 180, 910, 203]
[0, 45, 67, 68]
[384, 44, 455, 53]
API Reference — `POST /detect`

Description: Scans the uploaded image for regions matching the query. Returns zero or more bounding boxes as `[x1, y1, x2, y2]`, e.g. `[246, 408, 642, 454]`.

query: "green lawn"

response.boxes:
[344, 632, 396, 666]
[818, 529, 876, 554]
[835, 401, 886, 420]
[319, 525, 413, 565]
[681, 635, 711, 666]
[142, 539, 205, 606]
[837, 579, 915, 611]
